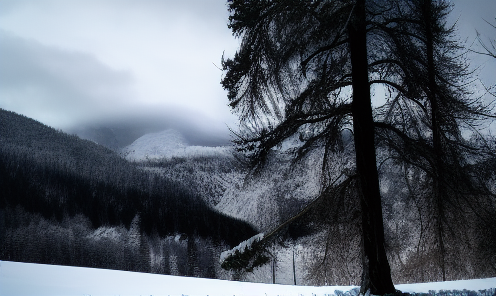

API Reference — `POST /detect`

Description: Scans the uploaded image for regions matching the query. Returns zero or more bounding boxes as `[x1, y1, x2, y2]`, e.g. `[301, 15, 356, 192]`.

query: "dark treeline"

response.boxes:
[0, 108, 256, 276]
[0, 147, 255, 243]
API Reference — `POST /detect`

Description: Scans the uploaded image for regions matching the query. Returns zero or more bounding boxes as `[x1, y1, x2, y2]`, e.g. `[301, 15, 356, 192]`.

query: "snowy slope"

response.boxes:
[120, 129, 323, 229]
[120, 131, 352, 286]
[121, 129, 230, 161]
[215, 147, 323, 231]
[121, 128, 242, 207]
[1, 261, 495, 296]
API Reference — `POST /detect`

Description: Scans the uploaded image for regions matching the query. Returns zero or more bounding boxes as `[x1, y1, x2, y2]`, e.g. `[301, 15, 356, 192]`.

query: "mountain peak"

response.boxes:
[121, 129, 231, 161]
[121, 129, 188, 161]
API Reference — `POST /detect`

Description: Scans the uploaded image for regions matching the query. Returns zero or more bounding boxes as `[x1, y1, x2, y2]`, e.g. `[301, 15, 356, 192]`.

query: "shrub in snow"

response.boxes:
[383, 288, 496, 296]
[332, 288, 496, 296]
[219, 233, 270, 272]
[425, 289, 495, 296]
[334, 288, 360, 296]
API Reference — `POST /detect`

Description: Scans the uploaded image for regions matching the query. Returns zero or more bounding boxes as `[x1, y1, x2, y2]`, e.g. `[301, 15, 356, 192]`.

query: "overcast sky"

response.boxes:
[0, 0, 495, 143]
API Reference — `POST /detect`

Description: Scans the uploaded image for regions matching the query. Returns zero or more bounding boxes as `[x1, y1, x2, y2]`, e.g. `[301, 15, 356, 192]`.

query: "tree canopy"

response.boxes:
[221, 0, 495, 294]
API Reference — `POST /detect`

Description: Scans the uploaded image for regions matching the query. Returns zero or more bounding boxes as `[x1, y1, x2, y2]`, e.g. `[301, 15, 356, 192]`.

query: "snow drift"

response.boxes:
[1, 261, 495, 296]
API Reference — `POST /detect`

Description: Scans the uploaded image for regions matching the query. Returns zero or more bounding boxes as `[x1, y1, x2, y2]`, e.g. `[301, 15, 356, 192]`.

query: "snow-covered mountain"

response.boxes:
[119, 129, 241, 207]
[121, 129, 231, 161]
[0, 110, 259, 279]
[118, 129, 331, 284]
[123, 129, 324, 232]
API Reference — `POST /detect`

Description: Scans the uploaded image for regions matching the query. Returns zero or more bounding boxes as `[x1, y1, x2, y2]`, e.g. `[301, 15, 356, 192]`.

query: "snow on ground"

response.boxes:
[0, 261, 355, 296]
[1, 261, 495, 296]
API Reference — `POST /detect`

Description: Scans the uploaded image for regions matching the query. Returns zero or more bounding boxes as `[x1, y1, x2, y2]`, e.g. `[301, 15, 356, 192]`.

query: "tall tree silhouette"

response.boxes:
[374, 0, 495, 280]
[221, 0, 494, 292]
[222, 0, 396, 293]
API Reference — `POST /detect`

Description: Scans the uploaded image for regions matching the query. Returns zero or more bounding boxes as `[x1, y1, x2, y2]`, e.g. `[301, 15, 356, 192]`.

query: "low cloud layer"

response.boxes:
[0, 0, 494, 144]
[0, 30, 135, 128]
[0, 0, 238, 144]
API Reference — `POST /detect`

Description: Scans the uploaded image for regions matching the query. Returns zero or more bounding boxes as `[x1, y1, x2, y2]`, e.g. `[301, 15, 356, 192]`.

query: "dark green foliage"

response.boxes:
[222, 1, 397, 292]
[372, 0, 496, 282]
[0, 144, 255, 247]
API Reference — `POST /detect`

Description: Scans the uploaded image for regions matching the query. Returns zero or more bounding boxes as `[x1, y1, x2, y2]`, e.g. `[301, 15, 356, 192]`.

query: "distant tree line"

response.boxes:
[0, 108, 256, 278]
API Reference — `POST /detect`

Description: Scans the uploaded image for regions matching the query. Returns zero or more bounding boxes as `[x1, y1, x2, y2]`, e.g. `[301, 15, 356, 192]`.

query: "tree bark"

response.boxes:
[348, 0, 396, 294]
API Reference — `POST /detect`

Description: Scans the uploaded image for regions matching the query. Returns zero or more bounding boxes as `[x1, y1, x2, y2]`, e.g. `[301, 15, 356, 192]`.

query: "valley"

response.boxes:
[1, 108, 495, 287]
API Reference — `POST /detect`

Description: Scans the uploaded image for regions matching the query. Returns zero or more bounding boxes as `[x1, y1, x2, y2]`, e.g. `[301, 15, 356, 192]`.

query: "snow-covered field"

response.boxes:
[1, 261, 495, 296]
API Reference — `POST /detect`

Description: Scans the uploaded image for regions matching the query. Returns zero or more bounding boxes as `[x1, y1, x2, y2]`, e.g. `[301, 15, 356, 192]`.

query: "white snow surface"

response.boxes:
[121, 129, 230, 161]
[1, 261, 495, 296]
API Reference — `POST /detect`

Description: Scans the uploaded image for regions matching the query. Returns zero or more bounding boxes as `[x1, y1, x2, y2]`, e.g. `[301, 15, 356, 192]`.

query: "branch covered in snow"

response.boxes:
[219, 233, 270, 272]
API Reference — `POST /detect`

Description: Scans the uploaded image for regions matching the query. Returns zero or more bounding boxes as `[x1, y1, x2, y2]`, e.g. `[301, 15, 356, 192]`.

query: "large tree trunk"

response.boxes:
[348, 0, 396, 294]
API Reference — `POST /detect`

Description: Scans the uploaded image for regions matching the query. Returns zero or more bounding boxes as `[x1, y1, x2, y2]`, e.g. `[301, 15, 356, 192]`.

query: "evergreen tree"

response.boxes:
[221, 0, 494, 292]
[222, 0, 396, 293]
[374, 0, 495, 280]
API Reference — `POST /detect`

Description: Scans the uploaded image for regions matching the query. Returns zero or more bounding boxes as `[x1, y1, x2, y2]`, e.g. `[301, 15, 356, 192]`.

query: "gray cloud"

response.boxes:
[0, 0, 239, 145]
[0, 29, 233, 145]
[0, 0, 494, 144]
[0, 30, 135, 128]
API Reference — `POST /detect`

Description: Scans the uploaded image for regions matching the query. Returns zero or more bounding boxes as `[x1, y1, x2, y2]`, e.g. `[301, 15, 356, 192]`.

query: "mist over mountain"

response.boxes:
[70, 113, 233, 151]
[121, 129, 232, 162]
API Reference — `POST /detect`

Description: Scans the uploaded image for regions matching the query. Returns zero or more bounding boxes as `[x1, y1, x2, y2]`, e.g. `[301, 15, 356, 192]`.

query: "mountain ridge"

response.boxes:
[121, 128, 232, 161]
[1, 108, 258, 276]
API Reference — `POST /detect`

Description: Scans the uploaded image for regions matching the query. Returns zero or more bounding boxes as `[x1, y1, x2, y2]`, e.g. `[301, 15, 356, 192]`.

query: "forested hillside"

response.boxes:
[0, 108, 256, 277]
[1, 107, 494, 285]
[126, 129, 496, 285]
